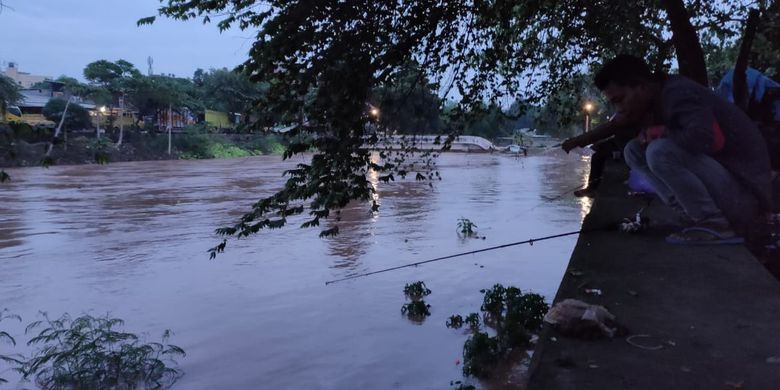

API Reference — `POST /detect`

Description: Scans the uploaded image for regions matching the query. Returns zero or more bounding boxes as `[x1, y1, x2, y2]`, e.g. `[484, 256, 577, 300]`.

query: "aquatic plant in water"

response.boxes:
[402, 282, 433, 322]
[401, 301, 431, 320]
[457, 218, 479, 238]
[464, 313, 481, 333]
[403, 281, 432, 301]
[446, 315, 464, 329]
[451, 284, 549, 380]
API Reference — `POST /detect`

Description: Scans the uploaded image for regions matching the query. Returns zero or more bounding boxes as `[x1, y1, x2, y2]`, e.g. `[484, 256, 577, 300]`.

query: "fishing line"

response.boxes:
[325, 226, 609, 285]
[325, 143, 601, 285]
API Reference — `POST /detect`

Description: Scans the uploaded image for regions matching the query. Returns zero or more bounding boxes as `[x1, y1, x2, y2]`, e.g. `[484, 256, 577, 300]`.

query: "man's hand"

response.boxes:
[561, 138, 579, 153]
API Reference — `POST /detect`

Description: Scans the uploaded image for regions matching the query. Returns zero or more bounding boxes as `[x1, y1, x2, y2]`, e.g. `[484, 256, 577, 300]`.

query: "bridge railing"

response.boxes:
[370, 134, 497, 151]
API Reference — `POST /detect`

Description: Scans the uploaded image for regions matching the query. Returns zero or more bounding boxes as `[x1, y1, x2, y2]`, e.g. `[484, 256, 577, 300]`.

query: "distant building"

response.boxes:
[2, 62, 50, 88]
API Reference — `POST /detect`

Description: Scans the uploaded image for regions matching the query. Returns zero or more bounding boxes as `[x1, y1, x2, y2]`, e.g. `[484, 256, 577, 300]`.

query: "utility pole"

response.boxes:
[167, 104, 172, 155]
[117, 95, 125, 146]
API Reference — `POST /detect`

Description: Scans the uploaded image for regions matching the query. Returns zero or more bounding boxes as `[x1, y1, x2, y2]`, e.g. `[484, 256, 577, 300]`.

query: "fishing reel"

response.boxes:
[619, 208, 650, 234]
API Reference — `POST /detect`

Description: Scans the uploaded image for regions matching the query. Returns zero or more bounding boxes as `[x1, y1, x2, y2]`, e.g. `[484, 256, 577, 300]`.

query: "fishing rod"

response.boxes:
[539, 182, 586, 202]
[325, 226, 609, 285]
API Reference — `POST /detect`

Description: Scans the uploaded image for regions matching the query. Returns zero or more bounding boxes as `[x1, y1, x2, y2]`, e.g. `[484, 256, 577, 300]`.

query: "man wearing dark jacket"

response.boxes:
[594, 55, 772, 244]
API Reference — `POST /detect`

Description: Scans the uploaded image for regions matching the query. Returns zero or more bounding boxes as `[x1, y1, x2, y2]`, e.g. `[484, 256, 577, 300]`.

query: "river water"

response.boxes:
[0, 152, 590, 389]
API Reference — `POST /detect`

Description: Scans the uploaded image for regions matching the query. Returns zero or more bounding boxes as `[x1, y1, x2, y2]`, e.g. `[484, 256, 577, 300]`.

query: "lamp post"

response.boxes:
[97, 106, 107, 139]
[369, 106, 381, 135]
[583, 102, 594, 134]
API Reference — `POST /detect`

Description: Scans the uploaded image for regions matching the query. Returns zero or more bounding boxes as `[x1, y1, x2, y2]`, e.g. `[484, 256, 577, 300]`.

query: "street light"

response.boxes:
[583, 102, 594, 133]
[370, 107, 380, 118]
[97, 106, 107, 139]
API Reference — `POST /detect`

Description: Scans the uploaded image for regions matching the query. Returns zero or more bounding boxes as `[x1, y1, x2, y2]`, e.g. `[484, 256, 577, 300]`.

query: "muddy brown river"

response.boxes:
[1, 152, 590, 389]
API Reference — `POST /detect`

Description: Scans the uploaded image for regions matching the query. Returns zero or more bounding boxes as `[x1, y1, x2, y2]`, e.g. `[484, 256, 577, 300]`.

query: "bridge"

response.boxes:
[371, 134, 499, 152]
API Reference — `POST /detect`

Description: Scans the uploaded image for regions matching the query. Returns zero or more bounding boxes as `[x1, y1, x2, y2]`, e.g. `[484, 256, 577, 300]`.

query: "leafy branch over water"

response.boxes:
[0, 312, 185, 389]
[0, 309, 22, 384]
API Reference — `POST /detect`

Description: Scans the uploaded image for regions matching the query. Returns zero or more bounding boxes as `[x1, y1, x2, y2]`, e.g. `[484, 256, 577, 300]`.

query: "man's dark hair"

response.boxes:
[594, 54, 654, 90]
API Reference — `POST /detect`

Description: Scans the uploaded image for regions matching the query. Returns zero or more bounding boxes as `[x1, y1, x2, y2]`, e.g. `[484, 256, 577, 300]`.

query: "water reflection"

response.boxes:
[325, 201, 375, 268]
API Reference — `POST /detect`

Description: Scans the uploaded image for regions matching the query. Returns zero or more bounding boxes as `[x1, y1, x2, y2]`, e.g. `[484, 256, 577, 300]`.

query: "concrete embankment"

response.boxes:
[527, 163, 780, 389]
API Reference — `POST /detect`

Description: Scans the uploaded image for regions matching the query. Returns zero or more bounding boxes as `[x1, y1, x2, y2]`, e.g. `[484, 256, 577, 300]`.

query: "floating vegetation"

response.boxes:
[464, 313, 481, 333]
[446, 315, 464, 329]
[401, 301, 431, 320]
[457, 218, 481, 238]
[402, 282, 432, 323]
[403, 281, 432, 301]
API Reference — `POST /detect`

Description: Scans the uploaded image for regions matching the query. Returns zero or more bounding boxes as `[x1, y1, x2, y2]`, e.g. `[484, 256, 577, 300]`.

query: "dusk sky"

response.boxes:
[0, 0, 249, 81]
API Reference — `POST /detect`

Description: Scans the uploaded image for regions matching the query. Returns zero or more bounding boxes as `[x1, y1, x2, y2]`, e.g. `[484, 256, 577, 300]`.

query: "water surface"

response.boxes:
[1, 152, 590, 389]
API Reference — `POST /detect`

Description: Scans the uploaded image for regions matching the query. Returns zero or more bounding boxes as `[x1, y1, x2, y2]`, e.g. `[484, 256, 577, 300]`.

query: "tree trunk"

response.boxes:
[660, 0, 709, 86]
[733, 9, 760, 111]
[46, 97, 71, 157]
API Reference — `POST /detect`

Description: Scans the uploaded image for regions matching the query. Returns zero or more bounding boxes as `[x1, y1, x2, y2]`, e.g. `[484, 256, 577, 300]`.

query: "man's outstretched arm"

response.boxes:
[561, 118, 623, 152]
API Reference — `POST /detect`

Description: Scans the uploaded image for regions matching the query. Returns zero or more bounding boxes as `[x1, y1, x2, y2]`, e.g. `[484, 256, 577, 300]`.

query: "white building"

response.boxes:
[2, 62, 50, 88]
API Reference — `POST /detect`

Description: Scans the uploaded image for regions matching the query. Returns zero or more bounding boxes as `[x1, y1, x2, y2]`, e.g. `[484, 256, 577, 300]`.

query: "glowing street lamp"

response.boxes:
[97, 106, 107, 139]
[584, 102, 594, 113]
[583, 102, 595, 133]
[370, 107, 380, 118]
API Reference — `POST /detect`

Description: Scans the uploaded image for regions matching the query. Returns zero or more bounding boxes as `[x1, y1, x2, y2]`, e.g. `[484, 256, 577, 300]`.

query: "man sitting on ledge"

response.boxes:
[593, 54, 772, 245]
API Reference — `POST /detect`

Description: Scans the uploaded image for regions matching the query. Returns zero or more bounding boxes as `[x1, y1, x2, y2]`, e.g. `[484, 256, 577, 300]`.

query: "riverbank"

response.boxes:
[0, 130, 286, 168]
[526, 163, 780, 389]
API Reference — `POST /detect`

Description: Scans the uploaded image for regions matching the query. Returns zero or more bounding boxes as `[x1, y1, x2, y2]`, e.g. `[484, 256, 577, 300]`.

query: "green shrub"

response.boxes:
[462, 332, 501, 378]
[207, 143, 251, 158]
[14, 313, 185, 389]
[450, 284, 549, 380]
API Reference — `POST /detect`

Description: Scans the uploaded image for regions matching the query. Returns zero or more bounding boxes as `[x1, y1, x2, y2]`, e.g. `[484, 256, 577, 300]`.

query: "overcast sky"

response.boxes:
[0, 0, 250, 80]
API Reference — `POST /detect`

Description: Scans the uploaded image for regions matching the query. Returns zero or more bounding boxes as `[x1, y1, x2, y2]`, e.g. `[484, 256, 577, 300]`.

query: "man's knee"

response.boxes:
[646, 139, 684, 173]
[623, 139, 645, 168]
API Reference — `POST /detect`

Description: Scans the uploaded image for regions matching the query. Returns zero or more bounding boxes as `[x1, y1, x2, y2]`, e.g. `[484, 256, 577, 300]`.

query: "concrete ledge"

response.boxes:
[527, 164, 780, 389]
